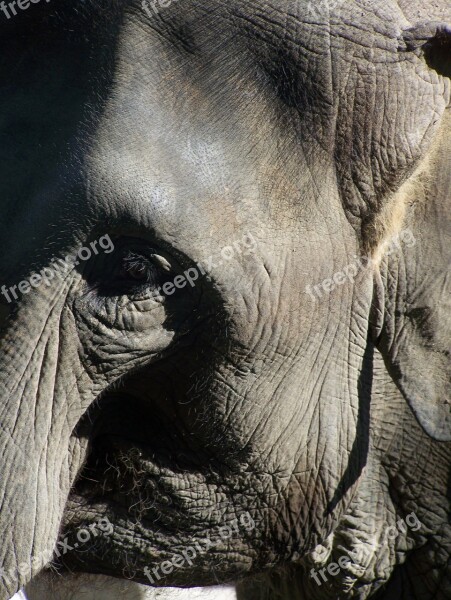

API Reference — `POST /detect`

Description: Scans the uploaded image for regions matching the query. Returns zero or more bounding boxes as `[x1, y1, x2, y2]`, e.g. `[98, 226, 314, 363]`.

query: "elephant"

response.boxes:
[0, 0, 450, 598]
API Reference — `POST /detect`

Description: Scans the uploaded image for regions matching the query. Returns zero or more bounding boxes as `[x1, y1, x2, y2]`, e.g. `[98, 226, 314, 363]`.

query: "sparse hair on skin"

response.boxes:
[364, 145, 433, 266]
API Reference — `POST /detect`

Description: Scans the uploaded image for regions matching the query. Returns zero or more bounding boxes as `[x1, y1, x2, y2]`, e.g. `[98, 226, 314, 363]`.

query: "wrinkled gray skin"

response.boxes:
[0, 1, 450, 599]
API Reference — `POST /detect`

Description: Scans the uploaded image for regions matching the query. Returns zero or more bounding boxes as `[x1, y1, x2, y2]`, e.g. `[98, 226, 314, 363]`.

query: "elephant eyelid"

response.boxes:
[81, 239, 177, 302]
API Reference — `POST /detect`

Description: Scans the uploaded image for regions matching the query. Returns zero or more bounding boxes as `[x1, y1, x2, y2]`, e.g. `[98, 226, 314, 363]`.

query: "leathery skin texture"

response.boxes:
[0, 1, 450, 599]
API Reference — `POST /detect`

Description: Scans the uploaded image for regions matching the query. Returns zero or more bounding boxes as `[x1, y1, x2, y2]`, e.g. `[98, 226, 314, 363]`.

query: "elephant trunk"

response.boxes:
[0, 289, 91, 599]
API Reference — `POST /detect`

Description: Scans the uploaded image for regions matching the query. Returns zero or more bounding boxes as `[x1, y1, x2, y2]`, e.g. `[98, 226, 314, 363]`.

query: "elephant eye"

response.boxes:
[119, 250, 172, 289]
[121, 253, 153, 282]
[83, 240, 175, 301]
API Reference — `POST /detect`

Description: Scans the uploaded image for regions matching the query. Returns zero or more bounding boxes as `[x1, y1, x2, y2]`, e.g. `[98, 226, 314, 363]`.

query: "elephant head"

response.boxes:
[0, 1, 450, 599]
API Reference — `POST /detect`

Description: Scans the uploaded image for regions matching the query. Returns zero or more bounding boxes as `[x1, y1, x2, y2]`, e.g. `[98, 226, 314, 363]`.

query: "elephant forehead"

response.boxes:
[86, 114, 246, 235]
[83, 9, 320, 247]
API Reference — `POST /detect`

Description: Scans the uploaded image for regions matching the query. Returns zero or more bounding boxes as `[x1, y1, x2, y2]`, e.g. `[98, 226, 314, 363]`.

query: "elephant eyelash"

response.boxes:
[120, 251, 160, 286]
[81, 241, 175, 303]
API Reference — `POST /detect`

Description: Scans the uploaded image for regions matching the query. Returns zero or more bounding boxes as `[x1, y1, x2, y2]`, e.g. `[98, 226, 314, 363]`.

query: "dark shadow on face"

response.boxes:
[0, 1, 127, 281]
[424, 26, 451, 79]
[326, 340, 373, 515]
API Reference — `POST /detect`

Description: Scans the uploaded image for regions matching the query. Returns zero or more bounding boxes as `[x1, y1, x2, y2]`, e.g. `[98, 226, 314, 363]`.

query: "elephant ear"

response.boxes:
[373, 23, 451, 441]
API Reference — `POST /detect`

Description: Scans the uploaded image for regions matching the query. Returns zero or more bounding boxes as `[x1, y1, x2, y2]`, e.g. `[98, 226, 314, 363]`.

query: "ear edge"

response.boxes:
[370, 109, 451, 443]
[380, 338, 451, 443]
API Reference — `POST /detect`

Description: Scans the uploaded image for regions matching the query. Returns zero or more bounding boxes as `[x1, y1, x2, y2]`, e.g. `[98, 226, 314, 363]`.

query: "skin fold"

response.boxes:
[0, 1, 450, 599]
